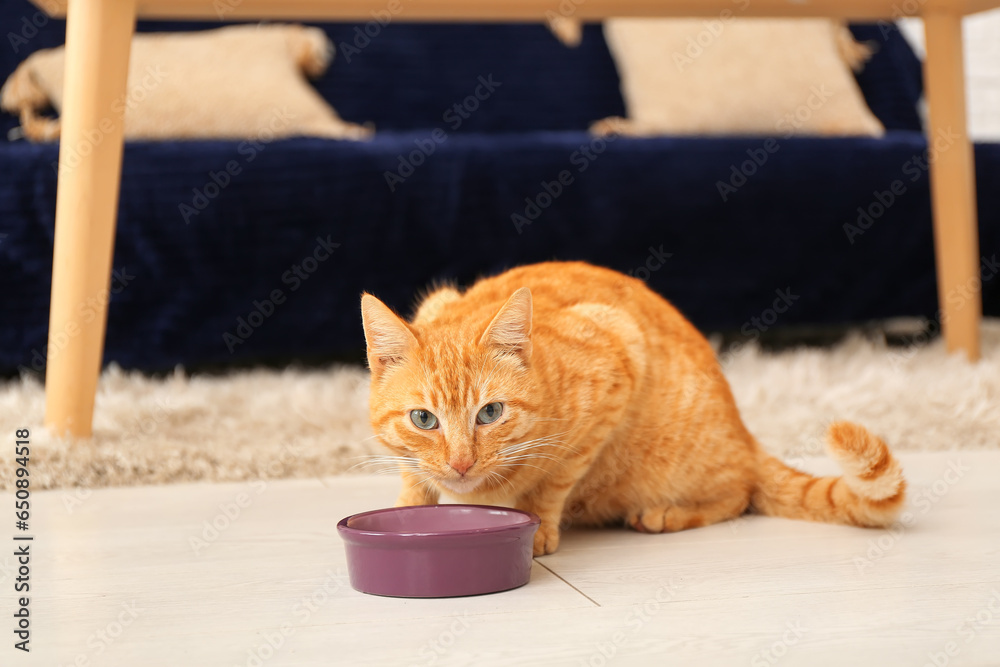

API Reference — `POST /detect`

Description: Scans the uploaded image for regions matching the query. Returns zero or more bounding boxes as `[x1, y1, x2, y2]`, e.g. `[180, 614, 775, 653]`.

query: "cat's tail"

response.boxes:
[750, 422, 906, 527]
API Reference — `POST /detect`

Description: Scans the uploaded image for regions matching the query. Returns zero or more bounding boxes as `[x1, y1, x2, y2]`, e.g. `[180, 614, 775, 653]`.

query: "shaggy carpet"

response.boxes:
[2, 320, 998, 491]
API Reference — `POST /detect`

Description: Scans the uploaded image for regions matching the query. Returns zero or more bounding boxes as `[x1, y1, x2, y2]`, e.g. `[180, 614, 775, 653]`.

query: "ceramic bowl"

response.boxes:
[337, 504, 540, 598]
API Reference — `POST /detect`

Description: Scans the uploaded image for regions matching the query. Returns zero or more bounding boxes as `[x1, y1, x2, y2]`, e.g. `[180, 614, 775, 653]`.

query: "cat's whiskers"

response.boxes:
[360, 466, 412, 476]
[504, 451, 559, 461]
[486, 470, 516, 495]
[349, 454, 423, 476]
[504, 453, 562, 464]
[336, 433, 388, 454]
[411, 472, 440, 492]
[499, 434, 575, 459]
[501, 442, 572, 458]
[501, 462, 550, 473]
[351, 454, 420, 466]
[497, 436, 572, 476]
[499, 449, 570, 469]
[500, 430, 571, 451]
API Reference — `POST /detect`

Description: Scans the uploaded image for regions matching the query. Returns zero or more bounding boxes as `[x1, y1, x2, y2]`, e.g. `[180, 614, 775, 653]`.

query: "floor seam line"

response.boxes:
[535, 560, 601, 607]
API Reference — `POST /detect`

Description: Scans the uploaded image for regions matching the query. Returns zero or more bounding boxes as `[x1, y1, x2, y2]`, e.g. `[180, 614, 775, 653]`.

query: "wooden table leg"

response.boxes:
[922, 12, 982, 361]
[44, 0, 136, 438]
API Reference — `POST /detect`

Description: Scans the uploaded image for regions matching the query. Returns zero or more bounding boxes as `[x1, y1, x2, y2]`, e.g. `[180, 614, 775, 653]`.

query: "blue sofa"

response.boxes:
[1, 0, 998, 375]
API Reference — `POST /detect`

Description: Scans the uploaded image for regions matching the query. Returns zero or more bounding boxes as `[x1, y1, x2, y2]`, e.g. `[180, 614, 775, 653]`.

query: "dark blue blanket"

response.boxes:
[1, 1, 997, 375]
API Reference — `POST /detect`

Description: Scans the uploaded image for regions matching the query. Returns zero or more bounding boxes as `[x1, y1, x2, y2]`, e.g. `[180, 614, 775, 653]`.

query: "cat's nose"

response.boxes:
[449, 458, 476, 476]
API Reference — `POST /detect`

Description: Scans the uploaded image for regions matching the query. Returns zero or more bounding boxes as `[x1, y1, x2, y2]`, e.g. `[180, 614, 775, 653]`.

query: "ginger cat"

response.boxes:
[361, 262, 905, 556]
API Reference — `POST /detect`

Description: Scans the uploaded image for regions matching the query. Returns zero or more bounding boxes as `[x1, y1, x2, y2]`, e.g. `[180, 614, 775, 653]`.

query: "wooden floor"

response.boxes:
[5, 451, 999, 666]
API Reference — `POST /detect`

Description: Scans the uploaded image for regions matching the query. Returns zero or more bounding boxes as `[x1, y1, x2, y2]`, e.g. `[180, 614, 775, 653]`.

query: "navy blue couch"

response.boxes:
[1, 0, 998, 376]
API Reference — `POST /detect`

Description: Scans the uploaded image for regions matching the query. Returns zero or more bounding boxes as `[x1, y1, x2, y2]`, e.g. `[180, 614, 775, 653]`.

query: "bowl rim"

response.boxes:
[337, 504, 540, 539]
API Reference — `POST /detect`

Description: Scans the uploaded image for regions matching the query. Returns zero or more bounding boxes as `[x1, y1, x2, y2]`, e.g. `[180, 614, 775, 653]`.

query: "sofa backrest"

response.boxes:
[0, 0, 923, 139]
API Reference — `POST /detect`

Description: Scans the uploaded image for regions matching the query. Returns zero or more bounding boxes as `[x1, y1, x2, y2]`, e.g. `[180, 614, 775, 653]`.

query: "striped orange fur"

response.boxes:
[361, 262, 905, 556]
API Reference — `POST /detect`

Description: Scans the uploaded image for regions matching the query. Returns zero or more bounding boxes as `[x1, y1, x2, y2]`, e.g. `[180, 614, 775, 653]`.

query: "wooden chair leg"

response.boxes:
[44, 0, 137, 438]
[923, 12, 982, 361]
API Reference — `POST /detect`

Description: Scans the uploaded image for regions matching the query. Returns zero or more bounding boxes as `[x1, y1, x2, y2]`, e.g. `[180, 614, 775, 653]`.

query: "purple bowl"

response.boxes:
[337, 504, 540, 598]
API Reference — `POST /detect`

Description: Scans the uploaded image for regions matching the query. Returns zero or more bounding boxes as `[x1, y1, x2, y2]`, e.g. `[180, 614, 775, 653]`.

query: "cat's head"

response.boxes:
[360, 288, 540, 495]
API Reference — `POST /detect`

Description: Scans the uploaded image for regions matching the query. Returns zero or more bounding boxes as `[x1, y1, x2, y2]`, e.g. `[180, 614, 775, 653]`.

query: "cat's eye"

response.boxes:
[476, 402, 503, 425]
[410, 409, 438, 430]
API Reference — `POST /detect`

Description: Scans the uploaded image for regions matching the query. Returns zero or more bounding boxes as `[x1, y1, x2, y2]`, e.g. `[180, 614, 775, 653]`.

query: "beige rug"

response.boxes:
[2, 320, 998, 491]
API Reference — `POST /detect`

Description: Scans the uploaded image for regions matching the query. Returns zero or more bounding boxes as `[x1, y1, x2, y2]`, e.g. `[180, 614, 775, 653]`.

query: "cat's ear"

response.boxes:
[361, 294, 418, 375]
[479, 287, 532, 361]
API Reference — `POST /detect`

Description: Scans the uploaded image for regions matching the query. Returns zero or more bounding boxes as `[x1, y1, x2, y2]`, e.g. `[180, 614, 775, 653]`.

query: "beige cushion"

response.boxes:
[0, 24, 371, 142]
[600, 18, 884, 137]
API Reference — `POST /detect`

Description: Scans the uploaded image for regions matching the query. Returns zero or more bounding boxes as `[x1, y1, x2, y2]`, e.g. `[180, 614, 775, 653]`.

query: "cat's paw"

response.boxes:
[628, 507, 679, 533]
[532, 521, 561, 556]
[627, 506, 706, 533]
